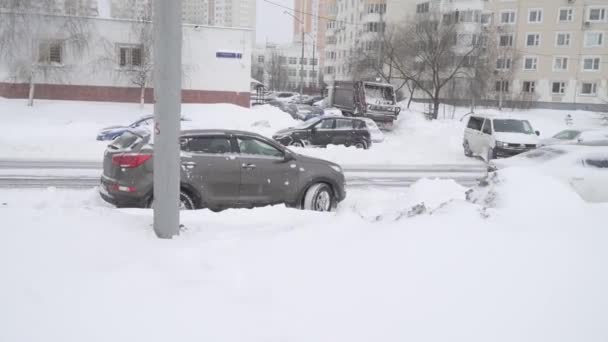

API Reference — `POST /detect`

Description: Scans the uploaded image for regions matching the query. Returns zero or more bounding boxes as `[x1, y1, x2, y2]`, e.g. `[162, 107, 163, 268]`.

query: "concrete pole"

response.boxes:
[153, 0, 182, 239]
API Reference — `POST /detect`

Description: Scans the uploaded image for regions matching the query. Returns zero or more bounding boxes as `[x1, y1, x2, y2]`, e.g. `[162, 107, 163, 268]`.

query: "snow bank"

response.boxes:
[2, 179, 607, 341]
[0, 98, 604, 165]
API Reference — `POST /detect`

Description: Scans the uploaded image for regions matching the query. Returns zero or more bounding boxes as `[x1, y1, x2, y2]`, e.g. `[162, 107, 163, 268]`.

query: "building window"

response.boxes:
[526, 33, 540, 47]
[556, 33, 571, 47]
[582, 57, 601, 71]
[300, 57, 307, 65]
[500, 10, 516, 24]
[288, 69, 296, 77]
[523, 56, 538, 71]
[522, 81, 536, 93]
[416, 2, 429, 14]
[481, 13, 492, 25]
[38, 40, 63, 64]
[118, 45, 142, 67]
[496, 57, 512, 70]
[499, 34, 514, 47]
[311, 58, 318, 66]
[553, 57, 569, 71]
[559, 8, 574, 22]
[588, 8, 607, 22]
[279, 56, 287, 64]
[289, 57, 297, 65]
[495, 80, 510, 93]
[257, 55, 264, 63]
[585, 32, 604, 47]
[552, 82, 566, 95]
[528, 9, 543, 23]
[309, 70, 317, 78]
[580, 82, 598, 95]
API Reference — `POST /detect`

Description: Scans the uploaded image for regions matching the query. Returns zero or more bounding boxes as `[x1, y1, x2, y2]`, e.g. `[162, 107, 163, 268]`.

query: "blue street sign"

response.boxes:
[216, 51, 243, 59]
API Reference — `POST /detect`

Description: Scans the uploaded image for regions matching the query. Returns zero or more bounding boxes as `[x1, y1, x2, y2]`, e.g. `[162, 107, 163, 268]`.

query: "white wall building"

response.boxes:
[253, 42, 321, 92]
[0, 14, 253, 106]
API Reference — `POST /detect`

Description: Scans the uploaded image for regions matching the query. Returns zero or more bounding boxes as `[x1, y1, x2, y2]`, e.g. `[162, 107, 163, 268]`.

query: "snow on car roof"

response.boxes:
[472, 113, 530, 120]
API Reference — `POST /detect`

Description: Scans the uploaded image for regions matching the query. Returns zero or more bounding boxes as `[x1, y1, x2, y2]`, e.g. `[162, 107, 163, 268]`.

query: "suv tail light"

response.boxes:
[112, 153, 152, 168]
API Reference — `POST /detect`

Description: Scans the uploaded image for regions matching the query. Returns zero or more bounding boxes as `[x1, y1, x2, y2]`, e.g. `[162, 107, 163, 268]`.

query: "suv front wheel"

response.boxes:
[303, 183, 336, 212]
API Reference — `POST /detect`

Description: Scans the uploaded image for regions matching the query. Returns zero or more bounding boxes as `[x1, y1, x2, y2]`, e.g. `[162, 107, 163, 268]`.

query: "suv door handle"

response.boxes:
[181, 161, 196, 169]
[242, 163, 256, 169]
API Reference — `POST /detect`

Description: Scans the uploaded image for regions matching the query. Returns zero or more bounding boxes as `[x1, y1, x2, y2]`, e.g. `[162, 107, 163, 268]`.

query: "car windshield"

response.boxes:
[521, 147, 567, 161]
[553, 130, 581, 140]
[294, 117, 321, 129]
[364, 84, 395, 105]
[493, 119, 534, 134]
[130, 116, 153, 127]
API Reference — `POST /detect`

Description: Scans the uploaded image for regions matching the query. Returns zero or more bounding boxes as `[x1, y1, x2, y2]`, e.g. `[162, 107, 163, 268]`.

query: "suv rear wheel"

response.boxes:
[148, 190, 196, 210]
[290, 140, 305, 148]
[354, 141, 368, 149]
[303, 183, 336, 212]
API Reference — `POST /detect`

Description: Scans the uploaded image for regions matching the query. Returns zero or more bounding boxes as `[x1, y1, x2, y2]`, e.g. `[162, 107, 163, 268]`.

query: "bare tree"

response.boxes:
[350, 25, 411, 97]
[0, 0, 92, 106]
[264, 51, 288, 91]
[387, 13, 487, 119]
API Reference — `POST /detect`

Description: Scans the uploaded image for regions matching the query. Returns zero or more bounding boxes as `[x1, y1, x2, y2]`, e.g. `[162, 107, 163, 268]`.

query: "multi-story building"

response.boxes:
[323, 0, 393, 83]
[485, 0, 608, 109]
[253, 42, 321, 92]
[110, 0, 256, 31]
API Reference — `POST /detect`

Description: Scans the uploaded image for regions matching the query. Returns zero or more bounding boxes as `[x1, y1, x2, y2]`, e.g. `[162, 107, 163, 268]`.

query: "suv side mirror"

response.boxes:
[283, 151, 296, 162]
[535, 130, 540, 136]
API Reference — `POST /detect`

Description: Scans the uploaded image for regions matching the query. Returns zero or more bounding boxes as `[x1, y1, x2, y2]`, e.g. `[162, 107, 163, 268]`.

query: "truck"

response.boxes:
[327, 81, 401, 128]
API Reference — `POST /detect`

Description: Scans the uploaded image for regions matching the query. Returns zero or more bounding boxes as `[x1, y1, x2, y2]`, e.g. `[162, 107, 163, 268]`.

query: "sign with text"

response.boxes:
[216, 51, 243, 59]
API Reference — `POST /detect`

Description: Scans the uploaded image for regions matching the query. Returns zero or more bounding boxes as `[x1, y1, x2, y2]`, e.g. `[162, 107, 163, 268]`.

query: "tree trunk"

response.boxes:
[27, 77, 35, 107]
[432, 89, 440, 120]
[139, 86, 146, 109]
[407, 83, 416, 109]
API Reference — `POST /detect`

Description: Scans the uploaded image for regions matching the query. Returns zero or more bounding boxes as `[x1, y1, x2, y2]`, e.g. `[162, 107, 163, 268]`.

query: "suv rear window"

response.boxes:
[181, 136, 232, 154]
[467, 117, 484, 131]
[109, 131, 140, 150]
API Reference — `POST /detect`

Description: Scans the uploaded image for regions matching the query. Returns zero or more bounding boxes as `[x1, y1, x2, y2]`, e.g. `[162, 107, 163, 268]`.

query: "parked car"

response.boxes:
[539, 129, 608, 147]
[282, 104, 325, 120]
[99, 128, 346, 212]
[361, 118, 385, 143]
[97, 115, 189, 141]
[272, 116, 372, 149]
[488, 144, 608, 203]
[268, 92, 299, 103]
[463, 114, 540, 161]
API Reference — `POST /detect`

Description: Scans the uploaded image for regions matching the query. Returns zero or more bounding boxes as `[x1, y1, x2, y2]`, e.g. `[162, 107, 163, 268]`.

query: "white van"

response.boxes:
[463, 114, 540, 161]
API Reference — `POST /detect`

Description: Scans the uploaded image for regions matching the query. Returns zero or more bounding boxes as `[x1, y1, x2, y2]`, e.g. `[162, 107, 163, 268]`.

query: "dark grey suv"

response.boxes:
[272, 116, 372, 149]
[99, 129, 346, 212]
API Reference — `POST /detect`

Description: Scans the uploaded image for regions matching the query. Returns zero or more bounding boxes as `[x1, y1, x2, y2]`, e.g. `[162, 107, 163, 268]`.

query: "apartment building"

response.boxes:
[294, 0, 329, 71]
[324, 0, 418, 83]
[110, 0, 255, 30]
[253, 43, 321, 92]
[486, 0, 608, 109]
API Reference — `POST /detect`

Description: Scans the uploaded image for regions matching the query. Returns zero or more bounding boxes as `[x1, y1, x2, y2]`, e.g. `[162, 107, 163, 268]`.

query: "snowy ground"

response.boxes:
[2, 171, 608, 341]
[2, 98, 605, 165]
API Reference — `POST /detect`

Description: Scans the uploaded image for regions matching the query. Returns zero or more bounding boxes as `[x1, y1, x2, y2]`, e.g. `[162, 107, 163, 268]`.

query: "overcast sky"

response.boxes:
[256, 0, 294, 45]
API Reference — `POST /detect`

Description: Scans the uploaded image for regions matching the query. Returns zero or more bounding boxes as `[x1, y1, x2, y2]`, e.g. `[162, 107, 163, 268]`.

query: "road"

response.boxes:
[0, 159, 487, 189]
